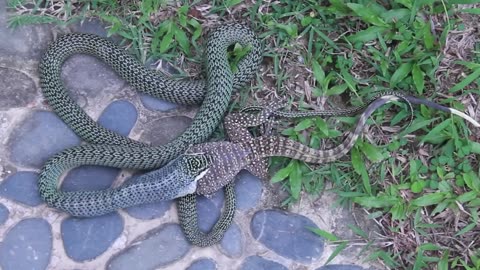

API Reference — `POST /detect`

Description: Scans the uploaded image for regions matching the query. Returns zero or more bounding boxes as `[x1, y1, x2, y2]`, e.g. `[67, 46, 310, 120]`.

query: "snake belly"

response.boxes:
[37, 24, 262, 217]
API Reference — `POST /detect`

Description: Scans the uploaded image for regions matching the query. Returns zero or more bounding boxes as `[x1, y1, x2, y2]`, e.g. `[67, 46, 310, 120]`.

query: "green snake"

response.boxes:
[176, 93, 480, 246]
[37, 24, 262, 216]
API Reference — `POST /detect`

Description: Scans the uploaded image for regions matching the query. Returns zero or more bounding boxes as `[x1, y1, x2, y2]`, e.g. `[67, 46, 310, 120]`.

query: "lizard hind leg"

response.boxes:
[244, 157, 269, 181]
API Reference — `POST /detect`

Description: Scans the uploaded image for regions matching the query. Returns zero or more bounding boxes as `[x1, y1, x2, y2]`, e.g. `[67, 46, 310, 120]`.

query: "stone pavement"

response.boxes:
[0, 2, 382, 270]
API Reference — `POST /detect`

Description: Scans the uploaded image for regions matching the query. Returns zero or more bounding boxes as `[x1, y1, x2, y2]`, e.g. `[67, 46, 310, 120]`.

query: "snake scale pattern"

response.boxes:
[177, 93, 480, 246]
[37, 24, 262, 218]
[36, 22, 480, 247]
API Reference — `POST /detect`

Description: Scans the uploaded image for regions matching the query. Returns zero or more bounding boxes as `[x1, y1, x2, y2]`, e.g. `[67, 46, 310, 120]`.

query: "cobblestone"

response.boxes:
[107, 224, 190, 270]
[0, 171, 43, 206]
[0, 12, 382, 270]
[251, 209, 324, 263]
[0, 218, 52, 270]
[62, 213, 124, 261]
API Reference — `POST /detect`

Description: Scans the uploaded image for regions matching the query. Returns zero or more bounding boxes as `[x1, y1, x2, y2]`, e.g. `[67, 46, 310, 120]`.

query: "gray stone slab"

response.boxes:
[107, 223, 190, 270]
[235, 170, 262, 210]
[61, 166, 120, 192]
[0, 218, 52, 270]
[0, 203, 8, 225]
[197, 194, 221, 232]
[70, 17, 108, 37]
[0, 67, 37, 109]
[61, 100, 136, 191]
[0, 171, 43, 206]
[186, 258, 217, 270]
[140, 116, 191, 146]
[61, 213, 124, 261]
[250, 209, 324, 263]
[97, 100, 137, 137]
[61, 54, 125, 102]
[8, 111, 80, 168]
[239, 255, 288, 270]
[0, 2, 51, 60]
[140, 94, 179, 112]
[219, 222, 243, 258]
[125, 199, 172, 220]
[316, 265, 364, 270]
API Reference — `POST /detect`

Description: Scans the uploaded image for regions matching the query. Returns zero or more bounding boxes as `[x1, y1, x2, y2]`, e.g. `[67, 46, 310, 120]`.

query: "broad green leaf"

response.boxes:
[351, 148, 363, 174]
[449, 68, 480, 93]
[360, 142, 384, 162]
[422, 21, 434, 50]
[412, 64, 425, 94]
[347, 26, 388, 43]
[455, 222, 476, 236]
[420, 119, 450, 143]
[225, 0, 243, 8]
[410, 181, 426, 193]
[174, 27, 190, 54]
[471, 141, 480, 154]
[449, 0, 480, 3]
[401, 118, 437, 135]
[347, 3, 389, 27]
[326, 84, 348, 96]
[438, 250, 449, 270]
[418, 243, 441, 251]
[312, 60, 325, 85]
[456, 191, 478, 203]
[463, 172, 480, 191]
[458, 8, 480, 15]
[411, 192, 447, 207]
[390, 203, 407, 220]
[275, 23, 298, 37]
[271, 162, 294, 183]
[351, 148, 372, 195]
[159, 31, 174, 53]
[294, 119, 314, 132]
[381, 8, 410, 22]
[390, 62, 413, 87]
[431, 201, 449, 216]
[395, 0, 413, 9]
[314, 118, 329, 135]
[289, 162, 302, 199]
[328, 0, 351, 13]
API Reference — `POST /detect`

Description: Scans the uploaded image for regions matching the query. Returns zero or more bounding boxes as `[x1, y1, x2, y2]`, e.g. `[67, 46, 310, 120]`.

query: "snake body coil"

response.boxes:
[38, 24, 262, 217]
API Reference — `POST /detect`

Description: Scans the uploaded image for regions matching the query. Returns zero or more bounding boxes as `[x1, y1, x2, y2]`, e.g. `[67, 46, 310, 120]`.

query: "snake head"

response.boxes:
[179, 153, 213, 180]
[174, 153, 213, 197]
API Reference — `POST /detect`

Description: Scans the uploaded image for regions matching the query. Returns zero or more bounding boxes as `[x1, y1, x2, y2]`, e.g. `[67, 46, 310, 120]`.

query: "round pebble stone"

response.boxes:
[0, 218, 52, 270]
[125, 199, 173, 220]
[250, 209, 324, 263]
[97, 100, 137, 137]
[8, 111, 80, 168]
[239, 255, 288, 270]
[186, 258, 217, 270]
[219, 222, 243, 257]
[107, 223, 190, 270]
[140, 94, 179, 112]
[62, 213, 124, 261]
[0, 203, 8, 225]
[0, 171, 43, 206]
[234, 170, 262, 210]
[61, 100, 137, 192]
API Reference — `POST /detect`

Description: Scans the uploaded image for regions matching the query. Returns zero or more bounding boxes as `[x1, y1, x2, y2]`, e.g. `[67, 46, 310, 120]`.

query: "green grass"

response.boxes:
[7, 0, 480, 269]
